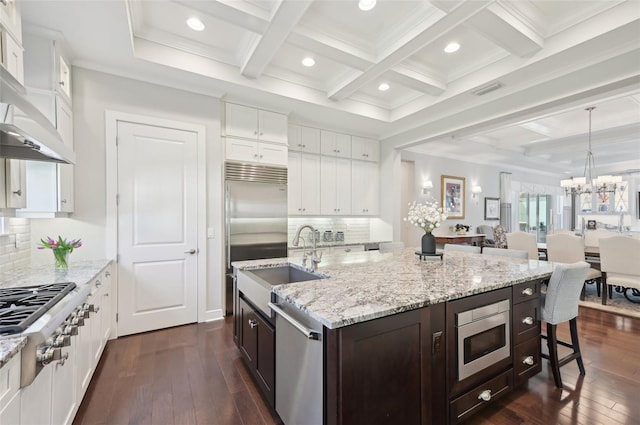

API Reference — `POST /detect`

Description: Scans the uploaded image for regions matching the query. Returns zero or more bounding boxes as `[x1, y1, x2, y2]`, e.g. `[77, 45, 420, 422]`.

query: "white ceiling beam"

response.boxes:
[466, 2, 543, 57]
[241, 0, 313, 79]
[327, 0, 491, 101]
[175, 0, 269, 34]
[386, 65, 446, 96]
[287, 29, 374, 71]
[523, 122, 640, 155]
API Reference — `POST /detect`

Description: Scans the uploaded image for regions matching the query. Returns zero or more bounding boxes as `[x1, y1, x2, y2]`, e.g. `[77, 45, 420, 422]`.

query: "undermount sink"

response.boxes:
[249, 265, 326, 286]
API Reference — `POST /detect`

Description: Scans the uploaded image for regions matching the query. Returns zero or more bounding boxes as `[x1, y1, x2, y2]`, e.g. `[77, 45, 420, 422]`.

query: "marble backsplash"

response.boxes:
[288, 217, 371, 246]
[0, 217, 31, 273]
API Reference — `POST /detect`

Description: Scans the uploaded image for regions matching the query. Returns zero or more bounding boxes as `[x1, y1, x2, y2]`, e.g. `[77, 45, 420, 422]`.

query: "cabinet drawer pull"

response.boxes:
[248, 319, 258, 329]
[13, 189, 22, 196]
[61, 199, 67, 204]
[521, 287, 534, 296]
[57, 352, 69, 366]
[523, 356, 534, 365]
[478, 390, 492, 402]
[522, 316, 534, 325]
[96, 280, 102, 287]
[105, 271, 111, 278]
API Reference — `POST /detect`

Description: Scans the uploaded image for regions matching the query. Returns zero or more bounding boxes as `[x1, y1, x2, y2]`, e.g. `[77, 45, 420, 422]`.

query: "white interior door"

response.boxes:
[117, 120, 198, 336]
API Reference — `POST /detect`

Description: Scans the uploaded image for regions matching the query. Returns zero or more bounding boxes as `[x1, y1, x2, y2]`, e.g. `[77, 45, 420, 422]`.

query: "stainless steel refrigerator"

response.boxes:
[224, 162, 288, 314]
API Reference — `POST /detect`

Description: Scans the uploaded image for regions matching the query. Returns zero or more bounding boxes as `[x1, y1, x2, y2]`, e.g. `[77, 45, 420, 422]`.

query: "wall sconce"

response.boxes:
[422, 180, 433, 196]
[471, 185, 482, 203]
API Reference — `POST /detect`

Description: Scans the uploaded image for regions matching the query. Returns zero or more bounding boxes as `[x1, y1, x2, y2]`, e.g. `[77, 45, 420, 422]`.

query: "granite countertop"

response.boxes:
[0, 259, 112, 367]
[233, 249, 554, 329]
[0, 259, 112, 290]
[0, 336, 27, 368]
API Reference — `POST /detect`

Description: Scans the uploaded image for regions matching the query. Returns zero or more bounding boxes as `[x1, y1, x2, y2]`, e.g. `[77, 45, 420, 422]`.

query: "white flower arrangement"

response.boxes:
[404, 200, 449, 233]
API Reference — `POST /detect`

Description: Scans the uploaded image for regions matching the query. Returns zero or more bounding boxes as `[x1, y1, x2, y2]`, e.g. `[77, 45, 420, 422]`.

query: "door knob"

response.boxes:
[184, 249, 197, 254]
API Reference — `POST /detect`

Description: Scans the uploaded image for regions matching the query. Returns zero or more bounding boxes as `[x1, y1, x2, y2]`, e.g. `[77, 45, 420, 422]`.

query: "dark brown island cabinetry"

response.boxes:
[237, 296, 276, 407]
[325, 303, 447, 425]
[511, 280, 543, 386]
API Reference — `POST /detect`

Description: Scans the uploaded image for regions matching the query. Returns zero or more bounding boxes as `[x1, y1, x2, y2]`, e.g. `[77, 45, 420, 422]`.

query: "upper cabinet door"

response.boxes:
[351, 136, 379, 162]
[57, 53, 71, 99]
[226, 103, 259, 140]
[258, 110, 287, 144]
[226, 103, 288, 144]
[5, 159, 26, 209]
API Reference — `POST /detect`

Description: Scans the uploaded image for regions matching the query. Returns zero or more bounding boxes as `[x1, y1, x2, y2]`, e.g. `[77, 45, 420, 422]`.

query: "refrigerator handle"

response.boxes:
[225, 184, 231, 269]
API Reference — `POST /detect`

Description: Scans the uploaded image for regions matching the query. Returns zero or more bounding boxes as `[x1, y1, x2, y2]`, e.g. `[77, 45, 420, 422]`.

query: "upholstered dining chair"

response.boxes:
[443, 244, 481, 254]
[482, 247, 528, 259]
[541, 261, 590, 389]
[477, 225, 495, 247]
[546, 234, 602, 296]
[492, 225, 507, 248]
[583, 229, 616, 248]
[379, 241, 405, 253]
[506, 231, 539, 260]
[599, 236, 640, 305]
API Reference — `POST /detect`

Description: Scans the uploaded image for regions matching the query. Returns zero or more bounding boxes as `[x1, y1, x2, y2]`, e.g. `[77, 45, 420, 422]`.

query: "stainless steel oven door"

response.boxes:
[457, 309, 510, 381]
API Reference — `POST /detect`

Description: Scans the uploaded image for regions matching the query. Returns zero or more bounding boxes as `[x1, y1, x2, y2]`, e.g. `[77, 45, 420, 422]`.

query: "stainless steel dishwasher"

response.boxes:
[268, 298, 323, 425]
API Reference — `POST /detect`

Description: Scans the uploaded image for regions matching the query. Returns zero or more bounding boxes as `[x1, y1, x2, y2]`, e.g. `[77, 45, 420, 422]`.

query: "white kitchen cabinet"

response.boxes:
[18, 90, 74, 216]
[320, 130, 351, 158]
[20, 363, 52, 425]
[351, 160, 379, 215]
[23, 32, 72, 104]
[320, 156, 351, 215]
[225, 103, 287, 144]
[0, 0, 21, 45]
[1, 29, 24, 85]
[5, 159, 26, 209]
[51, 342, 77, 425]
[0, 354, 21, 425]
[225, 138, 288, 166]
[99, 266, 112, 347]
[288, 151, 320, 215]
[289, 124, 321, 154]
[351, 136, 379, 162]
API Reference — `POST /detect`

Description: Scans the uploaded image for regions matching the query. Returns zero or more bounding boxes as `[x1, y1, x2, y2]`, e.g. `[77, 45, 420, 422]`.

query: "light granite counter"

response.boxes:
[233, 249, 554, 329]
[0, 260, 112, 368]
[0, 336, 27, 367]
[0, 260, 112, 290]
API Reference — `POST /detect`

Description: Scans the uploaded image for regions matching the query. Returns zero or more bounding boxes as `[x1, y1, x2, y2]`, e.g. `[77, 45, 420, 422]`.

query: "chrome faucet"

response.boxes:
[292, 224, 322, 271]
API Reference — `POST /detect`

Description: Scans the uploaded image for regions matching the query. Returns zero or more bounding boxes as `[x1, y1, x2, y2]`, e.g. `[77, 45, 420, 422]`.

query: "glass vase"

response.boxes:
[54, 249, 70, 270]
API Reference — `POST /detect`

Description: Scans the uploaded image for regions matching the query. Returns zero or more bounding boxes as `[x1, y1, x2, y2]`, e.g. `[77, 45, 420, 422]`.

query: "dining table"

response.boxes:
[537, 243, 600, 259]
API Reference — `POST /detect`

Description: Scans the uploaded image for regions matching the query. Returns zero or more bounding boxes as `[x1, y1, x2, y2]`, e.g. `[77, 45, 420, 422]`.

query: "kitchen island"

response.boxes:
[233, 249, 553, 424]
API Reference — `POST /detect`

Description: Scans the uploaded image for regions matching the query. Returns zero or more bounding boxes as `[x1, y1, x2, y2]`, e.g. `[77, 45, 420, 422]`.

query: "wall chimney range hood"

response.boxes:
[0, 67, 75, 164]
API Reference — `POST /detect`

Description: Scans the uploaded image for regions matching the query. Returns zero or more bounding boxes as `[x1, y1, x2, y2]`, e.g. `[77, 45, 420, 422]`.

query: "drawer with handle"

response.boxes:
[514, 336, 541, 386]
[449, 369, 513, 424]
[512, 279, 541, 304]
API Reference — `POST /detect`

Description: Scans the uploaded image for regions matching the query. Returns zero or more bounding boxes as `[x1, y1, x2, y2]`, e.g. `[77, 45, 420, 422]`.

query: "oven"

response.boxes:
[456, 298, 510, 381]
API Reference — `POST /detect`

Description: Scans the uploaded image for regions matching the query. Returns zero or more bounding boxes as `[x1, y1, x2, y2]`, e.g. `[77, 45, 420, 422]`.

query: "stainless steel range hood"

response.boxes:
[0, 67, 75, 164]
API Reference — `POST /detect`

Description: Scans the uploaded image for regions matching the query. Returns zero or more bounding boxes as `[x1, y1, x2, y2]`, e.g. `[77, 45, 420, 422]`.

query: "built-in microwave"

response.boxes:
[456, 299, 510, 381]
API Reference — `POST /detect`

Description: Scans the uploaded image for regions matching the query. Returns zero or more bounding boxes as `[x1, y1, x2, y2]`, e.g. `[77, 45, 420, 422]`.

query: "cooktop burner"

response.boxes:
[0, 282, 76, 335]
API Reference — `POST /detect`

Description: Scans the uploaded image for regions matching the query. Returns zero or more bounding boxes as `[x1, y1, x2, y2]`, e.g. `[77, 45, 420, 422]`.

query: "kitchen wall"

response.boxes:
[30, 67, 224, 321]
[287, 217, 389, 246]
[379, 147, 566, 243]
[0, 218, 31, 273]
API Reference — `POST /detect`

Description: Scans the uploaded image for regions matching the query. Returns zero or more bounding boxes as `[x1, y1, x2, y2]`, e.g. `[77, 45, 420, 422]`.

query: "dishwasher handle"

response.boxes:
[268, 302, 321, 340]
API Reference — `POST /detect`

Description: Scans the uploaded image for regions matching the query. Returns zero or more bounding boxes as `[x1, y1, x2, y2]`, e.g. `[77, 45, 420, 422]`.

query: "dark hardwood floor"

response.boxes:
[74, 307, 640, 425]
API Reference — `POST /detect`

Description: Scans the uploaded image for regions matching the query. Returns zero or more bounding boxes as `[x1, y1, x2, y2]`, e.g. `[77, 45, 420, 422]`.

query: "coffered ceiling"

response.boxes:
[20, 0, 640, 177]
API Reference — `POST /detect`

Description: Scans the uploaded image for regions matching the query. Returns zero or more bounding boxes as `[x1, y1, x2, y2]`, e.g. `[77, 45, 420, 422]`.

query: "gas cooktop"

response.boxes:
[0, 282, 76, 336]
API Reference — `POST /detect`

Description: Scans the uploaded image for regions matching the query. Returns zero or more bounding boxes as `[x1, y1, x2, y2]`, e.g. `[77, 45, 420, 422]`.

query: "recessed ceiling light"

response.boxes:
[444, 42, 460, 53]
[302, 57, 316, 67]
[186, 17, 205, 31]
[378, 82, 390, 91]
[358, 0, 376, 11]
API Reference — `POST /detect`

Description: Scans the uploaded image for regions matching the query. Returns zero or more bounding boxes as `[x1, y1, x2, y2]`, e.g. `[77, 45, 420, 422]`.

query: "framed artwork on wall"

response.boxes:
[441, 175, 465, 219]
[484, 197, 500, 220]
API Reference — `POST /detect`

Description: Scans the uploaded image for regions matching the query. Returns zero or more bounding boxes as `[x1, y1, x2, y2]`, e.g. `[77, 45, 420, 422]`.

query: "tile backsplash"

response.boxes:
[0, 217, 31, 273]
[288, 217, 371, 246]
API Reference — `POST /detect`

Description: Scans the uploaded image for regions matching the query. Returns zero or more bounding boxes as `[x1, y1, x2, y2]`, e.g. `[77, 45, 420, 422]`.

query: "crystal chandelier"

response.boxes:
[560, 106, 622, 196]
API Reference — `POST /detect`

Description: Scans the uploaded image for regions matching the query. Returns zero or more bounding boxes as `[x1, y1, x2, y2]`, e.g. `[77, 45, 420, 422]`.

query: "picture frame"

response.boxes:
[484, 197, 500, 220]
[441, 175, 465, 219]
